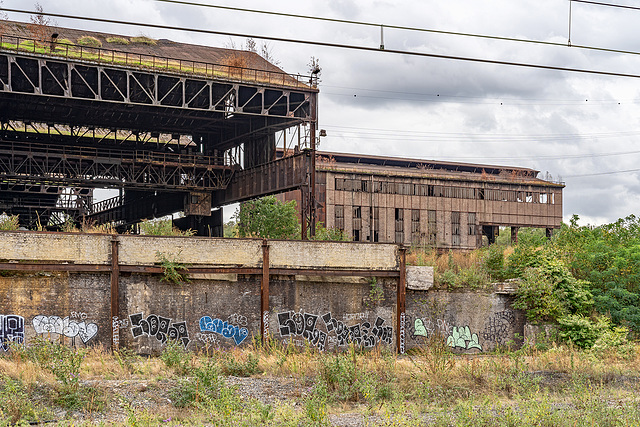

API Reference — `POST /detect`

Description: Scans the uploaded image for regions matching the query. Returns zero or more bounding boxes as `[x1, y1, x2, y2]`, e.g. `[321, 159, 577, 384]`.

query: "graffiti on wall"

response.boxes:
[32, 315, 98, 344]
[195, 332, 220, 346]
[0, 315, 25, 351]
[411, 317, 453, 340]
[399, 312, 406, 354]
[482, 310, 516, 346]
[277, 311, 393, 351]
[446, 326, 482, 351]
[129, 312, 190, 348]
[262, 311, 269, 336]
[199, 315, 249, 346]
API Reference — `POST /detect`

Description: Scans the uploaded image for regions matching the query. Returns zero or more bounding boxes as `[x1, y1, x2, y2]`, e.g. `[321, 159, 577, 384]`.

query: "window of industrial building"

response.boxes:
[372, 207, 380, 242]
[411, 209, 420, 245]
[335, 205, 344, 230]
[428, 210, 437, 245]
[352, 206, 362, 241]
[395, 208, 404, 243]
[452, 211, 461, 246]
[468, 213, 476, 235]
[333, 175, 556, 208]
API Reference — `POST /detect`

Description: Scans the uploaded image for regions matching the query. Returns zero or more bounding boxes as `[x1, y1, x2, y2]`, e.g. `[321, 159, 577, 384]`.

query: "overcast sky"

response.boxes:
[4, 0, 640, 226]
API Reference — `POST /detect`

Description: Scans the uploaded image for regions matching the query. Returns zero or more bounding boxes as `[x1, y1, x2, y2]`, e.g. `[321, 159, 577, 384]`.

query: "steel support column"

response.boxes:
[110, 239, 120, 351]
[261, 239, 270, 340]
[396, 246, 407, 354]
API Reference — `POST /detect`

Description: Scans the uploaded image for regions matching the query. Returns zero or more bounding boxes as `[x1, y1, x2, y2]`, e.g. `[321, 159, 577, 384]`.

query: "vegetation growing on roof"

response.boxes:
[76, 36, 102, 48]
[130, 35, 157, 45]
[105, 36, 130, 45]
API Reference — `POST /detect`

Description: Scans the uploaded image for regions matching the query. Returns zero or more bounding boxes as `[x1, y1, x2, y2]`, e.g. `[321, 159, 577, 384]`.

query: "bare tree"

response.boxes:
[307, 56, 322, 86]
[29, 3, 56, 44]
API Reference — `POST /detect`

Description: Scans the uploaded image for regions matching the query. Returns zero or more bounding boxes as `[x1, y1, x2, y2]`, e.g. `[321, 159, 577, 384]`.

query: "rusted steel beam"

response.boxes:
[261, 240, 270, 340]
[0, 262, 400, 277]
[396, 246, 407, 355]
[118, 265, 262, 274]
[268, 268, 400, 277]
[110, 239, 120, 351]
[0, 263, 111, 272]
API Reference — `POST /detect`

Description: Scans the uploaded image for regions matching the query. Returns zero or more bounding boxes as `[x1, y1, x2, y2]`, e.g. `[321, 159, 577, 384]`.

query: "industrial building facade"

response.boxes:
[281, 151, 564, 249]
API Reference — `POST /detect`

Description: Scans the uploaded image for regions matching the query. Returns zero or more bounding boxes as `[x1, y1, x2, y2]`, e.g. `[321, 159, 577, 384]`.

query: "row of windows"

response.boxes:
[335, 178, 556, 204]
[337, 206, 475, 245]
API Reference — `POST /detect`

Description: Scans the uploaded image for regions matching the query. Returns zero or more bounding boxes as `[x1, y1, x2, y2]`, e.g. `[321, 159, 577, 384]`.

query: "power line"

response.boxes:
[151, 0, 640, 58]
[324, 90, 625, 106]
[323, 124, 640, 140]
[571, 0, 640, 11]
[4, 7, 640, 80]
[323, 84, 630, 105]
[565, 167, 640, 178]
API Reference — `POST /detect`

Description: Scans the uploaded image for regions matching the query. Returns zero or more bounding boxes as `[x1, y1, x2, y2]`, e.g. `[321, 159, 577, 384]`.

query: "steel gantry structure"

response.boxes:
[0, 23, 318, 234]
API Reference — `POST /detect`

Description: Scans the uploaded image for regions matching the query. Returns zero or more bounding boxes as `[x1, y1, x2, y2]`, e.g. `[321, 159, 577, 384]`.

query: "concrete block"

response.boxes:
[406, 266, 434, 291]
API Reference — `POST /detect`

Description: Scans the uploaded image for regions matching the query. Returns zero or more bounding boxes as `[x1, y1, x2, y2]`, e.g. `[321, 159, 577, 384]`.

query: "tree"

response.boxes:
[29, 3, 56, 44]
[234, 196, 299, 239]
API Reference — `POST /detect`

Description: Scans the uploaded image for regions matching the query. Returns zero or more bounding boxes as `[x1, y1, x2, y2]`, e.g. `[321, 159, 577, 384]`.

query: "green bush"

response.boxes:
[482, 244, 507, 281]
[234, 196, 300, 239]
[0, 375, 46, 424]
[139, 218, 194, 236]
[0, 213, 19, 230]
[220, 352, 260, 377]
[514, 258, 593, 323]
[312, 222, 351, 241]
[557, 315, 607, 349]
[591, 325, 634, 357]
[160, 339, 191, 375]
[170, 360, 225, 408]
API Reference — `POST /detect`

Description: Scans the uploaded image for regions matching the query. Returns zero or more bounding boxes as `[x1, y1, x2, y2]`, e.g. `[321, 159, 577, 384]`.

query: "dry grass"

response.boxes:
[0, 339, 638, 424]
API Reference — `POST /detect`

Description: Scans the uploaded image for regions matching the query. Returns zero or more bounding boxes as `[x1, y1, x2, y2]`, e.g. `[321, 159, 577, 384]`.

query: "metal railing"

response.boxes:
[0, 34, 313, 89]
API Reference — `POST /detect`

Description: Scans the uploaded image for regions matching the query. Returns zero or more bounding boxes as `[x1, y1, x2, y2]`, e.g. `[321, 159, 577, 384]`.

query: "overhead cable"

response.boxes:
[151, 0, 640, 58]
[570, 0, 640, 11]
[3, 8, 640, 80]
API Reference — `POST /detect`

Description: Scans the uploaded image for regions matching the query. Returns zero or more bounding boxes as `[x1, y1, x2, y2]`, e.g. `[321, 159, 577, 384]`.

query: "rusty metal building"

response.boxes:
[280, 151, 564, 249]
[0, 21, 317, 234]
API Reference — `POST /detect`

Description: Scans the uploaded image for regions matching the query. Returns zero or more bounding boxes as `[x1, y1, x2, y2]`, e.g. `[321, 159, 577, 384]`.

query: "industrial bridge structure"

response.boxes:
[0, 24, 318, 234]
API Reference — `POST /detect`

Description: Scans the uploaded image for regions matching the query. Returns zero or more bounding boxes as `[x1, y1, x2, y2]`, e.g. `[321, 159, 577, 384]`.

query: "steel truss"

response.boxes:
[0, 52, 313, 130]
[0, 135, 235, 191]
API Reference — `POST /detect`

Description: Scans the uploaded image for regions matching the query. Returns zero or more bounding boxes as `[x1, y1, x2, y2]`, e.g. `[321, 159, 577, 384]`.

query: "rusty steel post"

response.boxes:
[110, 239, 120, 351]
[261, 239, 270, 341]
[309, 92, 318, 238]
[396, 246, 407, 354]
[301, 185, 307, 240]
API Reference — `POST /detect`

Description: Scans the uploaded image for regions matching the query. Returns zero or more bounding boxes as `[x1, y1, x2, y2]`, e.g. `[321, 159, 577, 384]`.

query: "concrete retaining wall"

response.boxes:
[0, 231, 523, 354]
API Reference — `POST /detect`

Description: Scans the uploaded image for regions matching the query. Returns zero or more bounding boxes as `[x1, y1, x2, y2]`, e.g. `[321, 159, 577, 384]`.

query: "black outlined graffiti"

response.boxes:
[129, 312, 190, 348]
[32, 315, 98, 344]
[0, 315, 24, 351]
[277, 310, 393, 351]
[482, 309, 516, 346]
[199, 316, 249, 345]
[322, 312, 393, 348]
[278, 311, 327, 350]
